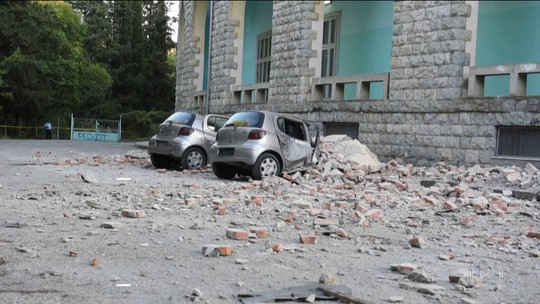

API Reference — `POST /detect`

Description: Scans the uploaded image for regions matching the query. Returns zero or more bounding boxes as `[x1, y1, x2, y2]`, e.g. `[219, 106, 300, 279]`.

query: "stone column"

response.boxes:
[269, 1, 320, 104]
[209, 1, 236, 106]
[390, 1, 471, 101]
[175, 1, 198, 111]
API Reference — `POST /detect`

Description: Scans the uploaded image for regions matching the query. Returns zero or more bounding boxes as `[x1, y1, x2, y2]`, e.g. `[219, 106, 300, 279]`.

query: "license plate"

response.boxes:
[219, 148, 234, 156]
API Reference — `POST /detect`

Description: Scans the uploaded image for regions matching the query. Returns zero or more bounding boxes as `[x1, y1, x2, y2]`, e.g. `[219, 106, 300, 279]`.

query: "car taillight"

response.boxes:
[248, 130, 266, 140]
[178, 127, 194, 136]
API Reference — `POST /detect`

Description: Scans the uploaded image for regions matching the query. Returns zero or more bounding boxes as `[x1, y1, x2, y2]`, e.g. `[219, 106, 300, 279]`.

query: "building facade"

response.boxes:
[174, 0, 540, 167]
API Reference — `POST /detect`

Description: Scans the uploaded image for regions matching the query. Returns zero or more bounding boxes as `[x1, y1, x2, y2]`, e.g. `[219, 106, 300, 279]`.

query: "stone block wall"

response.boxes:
[175, 1, 197, 110]
[210, 1, 236, 106]
[269, 1, 318, 104]
[211, 97, 540, 168]
[183, 0, 540, 168]
[391, 1, 470, 101]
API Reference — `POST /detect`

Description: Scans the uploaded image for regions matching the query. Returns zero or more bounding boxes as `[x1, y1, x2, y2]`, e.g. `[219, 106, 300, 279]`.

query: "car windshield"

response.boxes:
[165, 112, 196, 126]
[225, 112, 264, 128]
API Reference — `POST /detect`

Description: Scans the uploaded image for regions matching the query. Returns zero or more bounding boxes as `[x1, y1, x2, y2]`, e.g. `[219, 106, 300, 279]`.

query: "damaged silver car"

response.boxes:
[148, 112, 228, 170]
[209, 111, 320, 180]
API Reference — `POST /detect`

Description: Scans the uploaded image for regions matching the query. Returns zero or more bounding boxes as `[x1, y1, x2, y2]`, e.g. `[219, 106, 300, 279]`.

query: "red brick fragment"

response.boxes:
[299, 234, 318, 244]
[90, 257, 100, 266]
[527, 231, 540, 239]
[272, 243, 284, 252]
[202, 245, 233, 256]
[217, 207, 227, 216]
[226, 228, 249, 240]
[250, 228, 269, 238]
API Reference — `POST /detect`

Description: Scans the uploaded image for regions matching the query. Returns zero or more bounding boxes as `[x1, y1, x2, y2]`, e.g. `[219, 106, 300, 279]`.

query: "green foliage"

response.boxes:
[0, 1, 107, 124]
[0, 0, 176, 137]
[121, 109, 169, 140]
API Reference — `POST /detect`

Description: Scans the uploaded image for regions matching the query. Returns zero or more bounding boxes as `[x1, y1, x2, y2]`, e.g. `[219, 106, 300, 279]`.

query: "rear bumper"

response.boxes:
[209, 143, 265, 166]
[148, 136, 193, 158]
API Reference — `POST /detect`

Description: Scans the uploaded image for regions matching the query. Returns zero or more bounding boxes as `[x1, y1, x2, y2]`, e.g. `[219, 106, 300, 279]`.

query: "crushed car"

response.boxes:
[209, 111, 320, 180]
[148, 112, 229, 170]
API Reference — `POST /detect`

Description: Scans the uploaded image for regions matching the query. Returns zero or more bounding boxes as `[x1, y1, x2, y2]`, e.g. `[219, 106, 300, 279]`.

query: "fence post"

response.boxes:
[70, 113, 74, 141]
[119, 115, 122, 142]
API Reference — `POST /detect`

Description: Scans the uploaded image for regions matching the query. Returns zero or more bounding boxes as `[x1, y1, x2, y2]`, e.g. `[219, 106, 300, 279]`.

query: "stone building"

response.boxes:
[174, 0, 540, 167]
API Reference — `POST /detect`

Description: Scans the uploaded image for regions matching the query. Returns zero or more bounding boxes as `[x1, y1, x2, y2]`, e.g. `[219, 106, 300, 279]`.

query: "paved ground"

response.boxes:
[0, 139, 539, 304]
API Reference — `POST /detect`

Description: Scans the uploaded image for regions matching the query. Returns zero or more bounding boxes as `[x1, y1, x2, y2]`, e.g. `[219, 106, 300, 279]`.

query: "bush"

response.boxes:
[121, 110, 169, 140]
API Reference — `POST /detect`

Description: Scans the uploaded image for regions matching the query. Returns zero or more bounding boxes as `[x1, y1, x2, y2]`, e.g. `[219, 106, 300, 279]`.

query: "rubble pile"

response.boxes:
[1, 139, 539, 303]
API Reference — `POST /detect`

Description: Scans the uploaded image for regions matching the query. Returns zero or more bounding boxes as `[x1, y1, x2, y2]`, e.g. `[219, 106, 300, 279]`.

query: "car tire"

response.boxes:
[181, 147, 206, 170]
[150, 153, 169, 169]
[252, 153, 280, 180]
[212, 163, 237, 179]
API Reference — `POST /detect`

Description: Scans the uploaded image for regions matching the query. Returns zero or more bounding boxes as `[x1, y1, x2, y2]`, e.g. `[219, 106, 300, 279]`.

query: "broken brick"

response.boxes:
[250, 227, 269, 238]
[527, 231, 540, 239]
[364, 209, 382, 219]
[299, 234, 319, 244]
[202, 245, 233, 257]
[272, 243, 284, 252]
[226, 228, 249, 240]
[90, 257, 100, 267]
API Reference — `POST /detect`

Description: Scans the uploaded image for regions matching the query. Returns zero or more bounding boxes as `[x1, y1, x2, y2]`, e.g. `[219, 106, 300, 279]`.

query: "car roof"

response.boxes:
[234, 110, 303, 121]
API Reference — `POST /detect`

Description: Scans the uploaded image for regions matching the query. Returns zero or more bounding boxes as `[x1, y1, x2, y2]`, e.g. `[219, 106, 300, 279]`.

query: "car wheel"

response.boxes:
[150, 153, 169, 169]
[181, 147, 206, 169]
[212, 163, 237, 179]
[252, 153, 280, 180]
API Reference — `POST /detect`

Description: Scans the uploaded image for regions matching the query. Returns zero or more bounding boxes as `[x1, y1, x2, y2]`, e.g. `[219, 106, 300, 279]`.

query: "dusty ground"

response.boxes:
[0, 139, 539, 304]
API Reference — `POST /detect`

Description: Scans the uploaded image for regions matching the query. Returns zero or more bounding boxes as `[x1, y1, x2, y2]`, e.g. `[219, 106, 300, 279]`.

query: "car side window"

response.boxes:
[215, 117, 228, 131]
[207, 116, 216, 131]
[283, 118, 306, 141]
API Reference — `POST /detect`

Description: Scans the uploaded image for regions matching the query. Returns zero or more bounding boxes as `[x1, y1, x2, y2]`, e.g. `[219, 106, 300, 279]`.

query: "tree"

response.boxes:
[0, 1, 113, 127]
[0, 1, 78, 124]
[142, 0, 176, 112]
[69, 0, 113, 65]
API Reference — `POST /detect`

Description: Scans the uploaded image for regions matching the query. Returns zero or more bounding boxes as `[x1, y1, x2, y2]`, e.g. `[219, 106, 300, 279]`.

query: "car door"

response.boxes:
[274, 116, 314, 170]
[203, 115, 228, 150]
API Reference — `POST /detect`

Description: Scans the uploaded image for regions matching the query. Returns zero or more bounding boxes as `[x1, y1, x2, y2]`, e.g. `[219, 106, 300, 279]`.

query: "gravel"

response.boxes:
[0, 139, 539, 304]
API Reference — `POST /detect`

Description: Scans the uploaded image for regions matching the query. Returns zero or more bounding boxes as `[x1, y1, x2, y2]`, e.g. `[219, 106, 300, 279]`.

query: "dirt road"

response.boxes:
[0, 139, 538, 304]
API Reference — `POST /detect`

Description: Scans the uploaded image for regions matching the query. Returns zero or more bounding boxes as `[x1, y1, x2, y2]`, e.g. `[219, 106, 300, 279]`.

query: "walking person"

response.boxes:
[44, 120, 52, 139]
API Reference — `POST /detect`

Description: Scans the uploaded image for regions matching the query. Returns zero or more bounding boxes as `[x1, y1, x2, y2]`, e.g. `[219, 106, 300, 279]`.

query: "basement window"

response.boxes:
[497, 126, 540, 158]
[324, 122, 359, 139]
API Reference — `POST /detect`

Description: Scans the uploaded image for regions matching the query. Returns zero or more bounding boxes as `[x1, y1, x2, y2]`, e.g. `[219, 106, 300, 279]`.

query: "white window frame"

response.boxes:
[256, 31, 272, 83]
[322, 12, 340, 78]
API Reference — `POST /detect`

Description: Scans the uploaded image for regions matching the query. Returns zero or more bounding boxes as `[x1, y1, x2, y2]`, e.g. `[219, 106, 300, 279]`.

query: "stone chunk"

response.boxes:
[408, 270, 435, 283]
[319, 273, 339, 285]
[100, 222, 122, 229]
[391, 263, 417, 274]
[409, 235, 426, 248]
[313, 217, 339, 227]
[121, 209, 146, 218]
